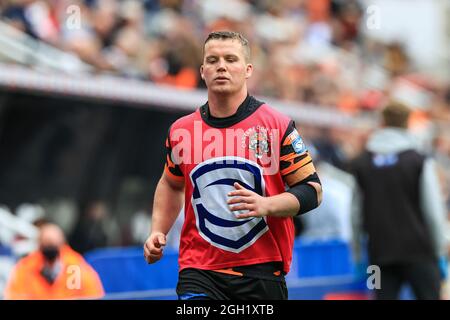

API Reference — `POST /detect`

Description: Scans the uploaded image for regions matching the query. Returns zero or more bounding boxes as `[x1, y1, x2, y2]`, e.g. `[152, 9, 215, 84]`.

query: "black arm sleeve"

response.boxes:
[286, 172, 321, 215]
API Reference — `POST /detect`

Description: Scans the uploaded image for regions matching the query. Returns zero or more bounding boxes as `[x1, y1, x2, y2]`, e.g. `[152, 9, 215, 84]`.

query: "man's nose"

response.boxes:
[216, 58, 227, 71]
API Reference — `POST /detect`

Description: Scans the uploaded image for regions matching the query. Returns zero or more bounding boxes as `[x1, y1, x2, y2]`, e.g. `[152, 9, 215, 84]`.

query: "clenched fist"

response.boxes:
[143, 232, 166, 264]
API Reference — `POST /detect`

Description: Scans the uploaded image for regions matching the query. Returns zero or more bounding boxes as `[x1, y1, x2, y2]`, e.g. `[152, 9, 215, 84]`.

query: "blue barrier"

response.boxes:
[85, 246, 179, 293]
[84, 239, 368, 299]
[294, 238, 355, 277]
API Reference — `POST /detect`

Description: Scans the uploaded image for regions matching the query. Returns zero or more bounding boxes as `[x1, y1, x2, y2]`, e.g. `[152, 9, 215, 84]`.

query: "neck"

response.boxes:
[207, 89, 248, 118]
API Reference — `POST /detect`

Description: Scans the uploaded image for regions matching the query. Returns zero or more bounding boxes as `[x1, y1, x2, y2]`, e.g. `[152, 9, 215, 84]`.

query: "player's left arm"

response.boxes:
[228, 120, 322, 218]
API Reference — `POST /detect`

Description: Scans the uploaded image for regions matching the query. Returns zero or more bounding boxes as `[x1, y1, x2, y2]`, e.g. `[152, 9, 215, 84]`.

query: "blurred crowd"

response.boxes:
[1, 0, 449, 168]
[0, 0, 448, 114]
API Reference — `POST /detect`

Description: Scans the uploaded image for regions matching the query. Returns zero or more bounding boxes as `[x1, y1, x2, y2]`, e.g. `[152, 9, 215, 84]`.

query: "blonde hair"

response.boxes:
[204, 31, 251, 62]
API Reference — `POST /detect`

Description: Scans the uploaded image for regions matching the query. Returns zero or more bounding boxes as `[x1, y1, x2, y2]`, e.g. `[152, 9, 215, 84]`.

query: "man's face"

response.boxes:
[39, 224, 65, 249]
[201, 39, 253, 95]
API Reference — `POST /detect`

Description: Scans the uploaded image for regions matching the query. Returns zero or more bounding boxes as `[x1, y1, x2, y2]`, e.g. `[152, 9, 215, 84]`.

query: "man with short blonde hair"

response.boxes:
[144, 31, 322, 300]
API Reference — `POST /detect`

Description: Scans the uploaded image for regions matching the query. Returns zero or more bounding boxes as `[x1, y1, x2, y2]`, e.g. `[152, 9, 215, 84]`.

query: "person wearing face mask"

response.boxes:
[3, 222, 105, 300]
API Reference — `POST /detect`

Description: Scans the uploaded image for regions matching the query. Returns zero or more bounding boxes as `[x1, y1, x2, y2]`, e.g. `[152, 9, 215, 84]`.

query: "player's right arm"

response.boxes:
[144, 172, 184, 264]
[144, 129, 185, 264]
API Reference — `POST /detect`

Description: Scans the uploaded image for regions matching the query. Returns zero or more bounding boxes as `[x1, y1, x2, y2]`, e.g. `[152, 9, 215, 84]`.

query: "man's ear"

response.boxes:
[245, 63, 253, 79]
[200, 65, 204, 79]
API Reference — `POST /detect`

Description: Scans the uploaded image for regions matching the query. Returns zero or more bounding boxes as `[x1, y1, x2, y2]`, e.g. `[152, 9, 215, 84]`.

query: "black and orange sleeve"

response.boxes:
[280, 121, 317, 187]
[280, 120, 321, 215]
[164, 126, 184, 182]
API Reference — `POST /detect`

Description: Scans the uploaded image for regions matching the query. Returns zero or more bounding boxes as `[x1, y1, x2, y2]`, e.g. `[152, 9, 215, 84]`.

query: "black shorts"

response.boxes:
[176, 262, 288, 300]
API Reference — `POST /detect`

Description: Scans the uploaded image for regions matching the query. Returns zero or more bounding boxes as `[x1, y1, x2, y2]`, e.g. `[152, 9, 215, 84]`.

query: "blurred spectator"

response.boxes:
[330, 0, 362, 45]
[349, 102, 448, 300]
[4, 222, 104, 299]
[151, 34, 201, 89]
[383, 42, 410, 77]
[70, 201, 120, 254]
[1, 0, 38, 38]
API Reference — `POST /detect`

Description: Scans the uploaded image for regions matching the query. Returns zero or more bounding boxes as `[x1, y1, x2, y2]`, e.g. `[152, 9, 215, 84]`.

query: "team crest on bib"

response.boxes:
[242, 126, 272, 159]
[189, 156, 268, 253]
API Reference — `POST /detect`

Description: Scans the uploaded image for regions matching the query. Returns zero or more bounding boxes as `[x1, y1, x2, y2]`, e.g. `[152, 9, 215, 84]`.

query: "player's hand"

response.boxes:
[144, 232, 166, 264]
[227, 182, 271, 219]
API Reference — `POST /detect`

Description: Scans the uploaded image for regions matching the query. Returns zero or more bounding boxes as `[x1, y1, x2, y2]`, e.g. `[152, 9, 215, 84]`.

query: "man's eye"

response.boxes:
[226, 57, 238, 62]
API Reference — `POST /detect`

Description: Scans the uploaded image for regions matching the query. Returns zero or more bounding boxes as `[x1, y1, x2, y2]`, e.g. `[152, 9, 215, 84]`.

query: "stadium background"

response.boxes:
[0, 0, 449, 299]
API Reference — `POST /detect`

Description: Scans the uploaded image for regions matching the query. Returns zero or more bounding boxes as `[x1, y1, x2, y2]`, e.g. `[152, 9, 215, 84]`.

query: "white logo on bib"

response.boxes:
[189, 156, 268, 253]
